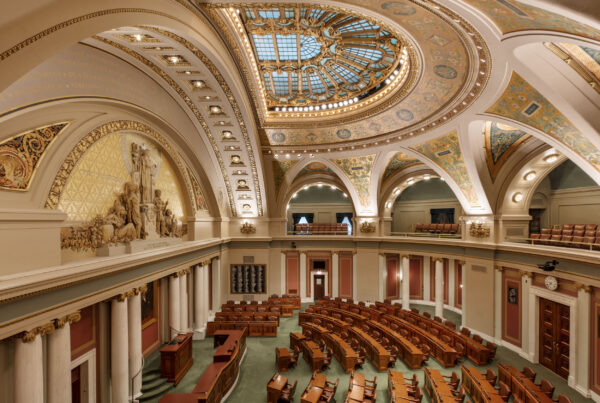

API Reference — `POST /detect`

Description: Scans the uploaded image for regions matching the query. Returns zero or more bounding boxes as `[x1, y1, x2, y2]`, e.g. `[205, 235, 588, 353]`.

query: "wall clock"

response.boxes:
[544, 275, 558, 291]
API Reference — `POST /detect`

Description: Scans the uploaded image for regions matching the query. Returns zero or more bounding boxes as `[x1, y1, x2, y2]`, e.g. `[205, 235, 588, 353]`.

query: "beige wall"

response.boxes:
[464, 261, 495, 337]
[391, 198, 463, 232]
[355, 249, 379, 302]
[532, 181, 600, 227]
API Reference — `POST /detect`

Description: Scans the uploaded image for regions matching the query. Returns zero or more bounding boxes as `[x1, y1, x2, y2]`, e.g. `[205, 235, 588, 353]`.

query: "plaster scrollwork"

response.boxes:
[60, 141, 186, 252]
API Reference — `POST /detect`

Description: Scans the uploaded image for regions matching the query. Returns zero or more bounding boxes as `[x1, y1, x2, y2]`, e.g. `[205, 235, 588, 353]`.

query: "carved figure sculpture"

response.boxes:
[153, 189, 168, 237]
[125, 182, 143, 239]
[165, 209, 178, 236]
[139, 148, 156, 204]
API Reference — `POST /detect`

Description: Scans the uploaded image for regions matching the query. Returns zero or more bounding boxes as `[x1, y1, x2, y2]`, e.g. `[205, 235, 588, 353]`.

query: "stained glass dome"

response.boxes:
[236, 6, 409, 110]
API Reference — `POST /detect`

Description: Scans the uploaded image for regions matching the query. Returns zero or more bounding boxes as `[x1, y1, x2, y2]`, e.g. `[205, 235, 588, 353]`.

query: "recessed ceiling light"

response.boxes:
[513, 192, 523, 202]
[524, 171, 537, 181]
[168, 56, 180, 64]
[134, 34, 143, 42]
[544, 154, 559, 163]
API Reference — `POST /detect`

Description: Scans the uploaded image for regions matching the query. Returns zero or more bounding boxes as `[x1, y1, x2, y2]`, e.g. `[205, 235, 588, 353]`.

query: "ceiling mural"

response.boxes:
[463, 0, 600, 41]
[331, 154, 376, 208]
[410, 131, 478, 205]
[0, 122, 68, 191]
[486, 72, 600, 172]
[382, 152, 421, 183]
[484, 121, 531, 181]
[296, 161, 335, 179]
[237, 7, 408, 110]
[272, 159, 298, 194]
[205, 0, 490, 149]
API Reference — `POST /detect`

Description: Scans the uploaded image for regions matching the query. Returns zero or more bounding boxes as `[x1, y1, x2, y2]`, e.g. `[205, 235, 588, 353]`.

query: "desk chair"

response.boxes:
[434, 316, 443, 323]
[472, 334, 483, 343]
[340, 331, 349, 340]
[443, 371, 460, 390]
[322, 350, 332, 371]
[460, 327, 471, 337]
[537, 379, 555, 399]
[399, 328, 408, 337]
[483, 369, 497, 386]
[401, 373, 418, 386]
[553, 394, 572, 403]
[486, 342, 497, 362]
[279, 380, 297, 402]
[290, 349, 299, 369]
[430, 328, 440, 337]
[388, 345, 399, 367]
[522, 366, 536, 383]
[355, 347, 367, 369]
[397, 386, 423, 403]
[454, 343, 466, 363]
[452, 386, 466, 403]
[441, 335, 452, 344]
[423, 312, 431, 318]
[445, 321, 457, 330]
[495, 381, 511, 402]
[324, 378, 339, 394]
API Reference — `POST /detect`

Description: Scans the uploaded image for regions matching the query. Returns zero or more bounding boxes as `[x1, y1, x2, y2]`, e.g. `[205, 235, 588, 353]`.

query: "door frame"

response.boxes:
[528, 286, 577, 388]
[71, 348, 96, 403]
[310, 271, 329, 302]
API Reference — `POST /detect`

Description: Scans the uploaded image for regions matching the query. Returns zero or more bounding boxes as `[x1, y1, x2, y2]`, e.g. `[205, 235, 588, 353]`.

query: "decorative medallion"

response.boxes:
[0, 123, 68, 190]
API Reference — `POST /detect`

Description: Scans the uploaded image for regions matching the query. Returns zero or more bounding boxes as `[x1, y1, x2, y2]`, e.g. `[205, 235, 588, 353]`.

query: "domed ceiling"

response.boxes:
[203, 1, 490, 151]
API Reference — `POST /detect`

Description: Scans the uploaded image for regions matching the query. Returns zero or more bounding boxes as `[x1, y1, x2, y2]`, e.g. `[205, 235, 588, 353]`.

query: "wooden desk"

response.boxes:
[269, 296, 301, 309]
[299, 312, 349, 335]
[324, 332, 358, 373]
[206, 320, 277, 337]
[346, 384, 364, 402]
[348, 327, 390, 371]
[267, 373, 287, 403]
[388, 370, 411, 402]
[461, 365, 505, 403]
[301, 385, 323, 403]
[160, 333, 193, 385]
[276, 347, 292, 372]
[384, 314, 458, 367]
[424, 367, 457, 403]
[498, 363, 553, 403]
[301, 322, 331, 344]
[302, 340, 325, 372]
[367, 320, 425, 369]
[290, 332, 308, 351]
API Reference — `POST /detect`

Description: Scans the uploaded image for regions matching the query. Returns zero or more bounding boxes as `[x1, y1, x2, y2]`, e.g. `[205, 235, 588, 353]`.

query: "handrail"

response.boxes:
[130, 355, 145, 403]
[388, 232, 461, 238]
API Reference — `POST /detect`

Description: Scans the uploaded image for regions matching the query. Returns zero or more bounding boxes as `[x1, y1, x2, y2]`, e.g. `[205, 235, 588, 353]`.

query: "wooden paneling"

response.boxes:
[386, 254, 399, 299]
[339, 252, 353, 298]
[70, 305, 96, 360]
[285, 252, 300, 295]
[143, 280, 160, 357]
[502, 269, 522, 347]
[539, 298, 570, 379]
[409, 257, 423, 300]
[454, 262, 462, 308]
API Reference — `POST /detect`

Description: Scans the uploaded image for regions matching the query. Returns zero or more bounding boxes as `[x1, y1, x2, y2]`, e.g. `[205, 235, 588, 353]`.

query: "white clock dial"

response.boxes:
[544, 275, 558, 291]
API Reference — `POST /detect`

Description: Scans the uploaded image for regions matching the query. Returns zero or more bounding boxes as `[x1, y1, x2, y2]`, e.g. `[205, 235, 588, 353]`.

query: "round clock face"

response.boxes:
[545, 275, 558, 291]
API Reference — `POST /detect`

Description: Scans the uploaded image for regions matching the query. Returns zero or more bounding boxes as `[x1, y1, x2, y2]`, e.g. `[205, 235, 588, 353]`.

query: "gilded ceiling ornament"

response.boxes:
[484, 121, 530, 181]
[331, 155, 376, 208]
[0, 122, 69, 191]
[186, 167, 209, 211]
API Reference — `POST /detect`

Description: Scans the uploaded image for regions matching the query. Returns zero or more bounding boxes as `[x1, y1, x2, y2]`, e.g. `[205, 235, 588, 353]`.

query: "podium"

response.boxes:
[160, 333, 193, 385]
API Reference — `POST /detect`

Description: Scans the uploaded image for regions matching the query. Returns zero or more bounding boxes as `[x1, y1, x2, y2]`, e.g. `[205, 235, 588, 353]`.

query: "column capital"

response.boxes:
[495, 266, 504, 273]
[114, 290, 134, 302]
[400, 254, 410, 260]
[379, 252, 386, 257]
[519, 270, 533, 279]
[201, 259, 212, 266]
[575, 282, 591, 293]
[456, 260, 466, 266]
[134, 284, 148, 296]
[55, 311, 81, 328]
[432, 257, 444, 264]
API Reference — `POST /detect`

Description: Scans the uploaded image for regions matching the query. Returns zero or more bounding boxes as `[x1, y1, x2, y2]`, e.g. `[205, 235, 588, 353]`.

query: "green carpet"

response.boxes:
[144, 303, 593, 403]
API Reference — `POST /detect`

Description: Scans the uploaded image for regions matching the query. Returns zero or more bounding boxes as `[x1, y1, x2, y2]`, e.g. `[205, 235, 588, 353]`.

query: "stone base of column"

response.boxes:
[193, 326, 207, 340]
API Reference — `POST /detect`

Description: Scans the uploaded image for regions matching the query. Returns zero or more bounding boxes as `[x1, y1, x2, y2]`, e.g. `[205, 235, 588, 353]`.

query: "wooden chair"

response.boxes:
[495, 381, 511, 402]
[441, 335, 452, 344]
[472, 334, 483, 343]
[537, 379, 555, 398]
[455, 343, 466, 363]
[445, 320, 457, 330]
[522, 366, 536, 383]
[421, 344, 431, 363]
[460, 327, 471, 337]
[398, 328, 408, 337]
[388, 345, 399, 367]
[364, 376, 377, 400]
[279, 380, 297, 402]
[484, 369, 497, 386]
[434, 316, 443, 323]
[290, 348, 299, 369]
[430, 328, 440, 337]
[324, 378, 339, 394]
[322, 349, 332, 371]
[443, 371, 460, 391]
[553, 394, 572, 403]
[355, 347, 367, 369]
[486, 342, 497, 362]
[402, 373, 418, 386]
[423, 312, 431, 318]
[452, 386, 466, 403]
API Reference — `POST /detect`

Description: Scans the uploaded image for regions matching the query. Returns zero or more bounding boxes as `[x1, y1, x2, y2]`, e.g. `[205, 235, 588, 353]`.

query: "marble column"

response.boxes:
[461, 262, 467, 328]
[169, 274, 181, 338]
[14, 326, 47, 403]
[494, 267, 503, 341]
[448, 259, 455, 309]
[352, 252, 358, 301]
[194, 264, 204, 338]
[48, 312, 81, 403]
[401, 255, 410, 310]
[180, 270, 189, 331]
[434, 258, 444, 319]
[212, 258, 221, 311]
[280, 252, 286, 295]
[520, 271, 531, 357]
[423, 257, 431, 301]
[300, 252, 307, 300]
[378, 253, 385, 302]
[203, 262, 210, 322]
[575, 284, 591, 394]
[128, 288, 144, 400]
[332, 251, 339, 298]
[112, 294, 130, 403]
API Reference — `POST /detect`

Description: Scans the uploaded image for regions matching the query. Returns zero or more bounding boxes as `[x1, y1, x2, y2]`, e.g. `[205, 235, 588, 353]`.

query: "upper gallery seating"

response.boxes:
[529, 224, 600, 250]
[414, 223, 460, 234]
[294, 223, 349, 235]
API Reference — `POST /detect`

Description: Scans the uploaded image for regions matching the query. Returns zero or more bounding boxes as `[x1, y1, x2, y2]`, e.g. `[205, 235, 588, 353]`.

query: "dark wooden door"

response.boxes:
[71, 365, 81, 403]
[539, 297, 570, 379]
[313, 275, 325, 300]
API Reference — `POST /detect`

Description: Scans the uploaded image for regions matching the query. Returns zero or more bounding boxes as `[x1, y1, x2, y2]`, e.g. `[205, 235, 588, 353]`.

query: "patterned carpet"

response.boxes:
[143, 303, 592, 403]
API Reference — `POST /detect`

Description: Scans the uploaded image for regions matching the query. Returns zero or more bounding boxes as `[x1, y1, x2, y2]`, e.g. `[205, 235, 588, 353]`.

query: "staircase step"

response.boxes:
[139, 382, 173, 401]
[142, 371, 162, 384]
[142, 377, 168, 393]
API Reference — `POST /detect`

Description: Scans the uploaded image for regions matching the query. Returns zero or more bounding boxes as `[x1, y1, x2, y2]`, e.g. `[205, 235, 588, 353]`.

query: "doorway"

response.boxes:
[529, 208, 545, 234]
[313, 274, 325, 301]
[538, 297, 570, 379]
[72, 365, 81, 403]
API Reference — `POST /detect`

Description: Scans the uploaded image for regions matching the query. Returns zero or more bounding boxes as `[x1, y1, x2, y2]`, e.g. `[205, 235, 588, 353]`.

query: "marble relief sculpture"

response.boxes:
[61, 142, 183, 251]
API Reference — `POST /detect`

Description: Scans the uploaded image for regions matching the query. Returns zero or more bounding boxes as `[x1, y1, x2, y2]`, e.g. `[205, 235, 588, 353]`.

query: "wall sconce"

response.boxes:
[360, 221, 376, 233]
[240, 221, 256, 234]
[469, 222, 490, 238]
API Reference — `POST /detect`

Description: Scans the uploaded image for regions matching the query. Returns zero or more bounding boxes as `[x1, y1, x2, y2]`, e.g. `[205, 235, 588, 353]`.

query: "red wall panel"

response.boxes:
[502, 270, 522, 347]
[70, 305, 96, 360]
[339, 253, 353, 298]
[455, 262, 462, 308]
[409, 257, 423, 300]
[285, 252, 300, 295]
[386, 255, 399, 299]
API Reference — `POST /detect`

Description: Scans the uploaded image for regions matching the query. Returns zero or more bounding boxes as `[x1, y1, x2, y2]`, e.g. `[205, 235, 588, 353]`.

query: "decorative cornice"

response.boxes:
[575, 282, 591, 293]
[519, 270, 533, 279]
[456, 260, 466, 266]
[432, 257, 444, 264]
[495, 265, 504, 272]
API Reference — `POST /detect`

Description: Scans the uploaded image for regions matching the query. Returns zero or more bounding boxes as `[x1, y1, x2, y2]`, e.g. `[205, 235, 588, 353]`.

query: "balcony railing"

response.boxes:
[506, 236, 600, 251]
[288, 223, 351, 236]
[388, 231, 461, 239]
